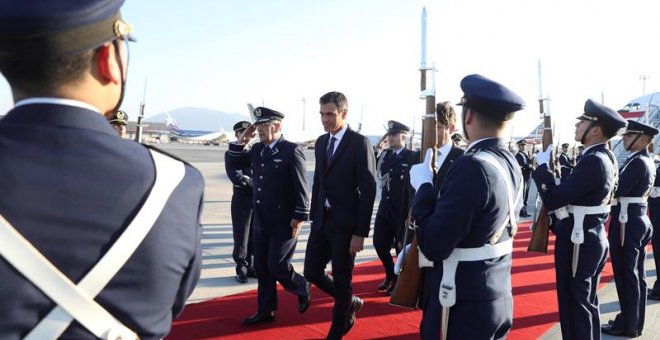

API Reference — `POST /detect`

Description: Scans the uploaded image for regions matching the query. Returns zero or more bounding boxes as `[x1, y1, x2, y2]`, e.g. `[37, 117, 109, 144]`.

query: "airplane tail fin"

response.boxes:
[163, 111, 181, 130]
[247, 103, 256, 122]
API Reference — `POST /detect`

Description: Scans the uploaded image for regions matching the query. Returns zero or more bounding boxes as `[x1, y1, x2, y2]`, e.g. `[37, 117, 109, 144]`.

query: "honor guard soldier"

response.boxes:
[576, 145, 586, 163]
[648, 156, 660, 301]
[410, 74, 525, 339]
[533, 99, 626, 340]
[602, 120, 658, 337]
[373, 120, 413, 295]
[109, 109, 129, 138]
[416, 101, 464, 340]
[558, 142, 575, 179]
[226, 107, 311, 325]
[515, 139, 533, 217]
[225, 121, 256, 283]
[451, 132, 464, 147]
[0, 1, 205, 339]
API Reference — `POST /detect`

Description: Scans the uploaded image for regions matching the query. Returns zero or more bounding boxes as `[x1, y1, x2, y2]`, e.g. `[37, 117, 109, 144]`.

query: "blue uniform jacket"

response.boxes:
[412, 138, 522, 301]
[611, 149, 655, 225]
[0, 104, 204, 339]
[533, 143, 616, 230]
[516, 151, 533, 179]
[377, 147, 413, 214]
[224, 149, 252, 195]
[225, 136, 309, 235]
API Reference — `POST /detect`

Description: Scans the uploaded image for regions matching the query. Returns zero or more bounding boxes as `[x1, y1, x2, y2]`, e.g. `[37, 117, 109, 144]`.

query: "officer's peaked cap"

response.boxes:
[458, 74, 526, 120]
[0, 0, 136, 59]
[253, 107, 285, 124]
[109, 110, 128, 124]
[577, 99, 627, 131]
[386, 120, 410, 134]
[233, 121, 251, 132]
[623, 120, 659, 137]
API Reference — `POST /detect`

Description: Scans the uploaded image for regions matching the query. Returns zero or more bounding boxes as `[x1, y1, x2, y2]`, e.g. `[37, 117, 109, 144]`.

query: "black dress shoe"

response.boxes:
[247, 268, 258, 278]
[648, 289, 660, 300]
[343, 296, 364, 335]
[241, 311, 275, 325]
[385, 277, 397, 296]
[377, 277, 394, 292]
[600, 324, 641, 338]
[298, 282, 312, 314]
[235, 273, 248, 284]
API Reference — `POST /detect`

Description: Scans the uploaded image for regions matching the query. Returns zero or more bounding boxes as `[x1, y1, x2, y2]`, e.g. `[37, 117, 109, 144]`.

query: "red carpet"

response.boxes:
[168, 221, 614, 339]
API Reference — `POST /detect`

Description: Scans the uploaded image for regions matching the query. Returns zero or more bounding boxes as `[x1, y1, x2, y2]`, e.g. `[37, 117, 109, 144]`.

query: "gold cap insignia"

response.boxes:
[388, 121, 394, 129]
[242, 122, 250, 129]
[113, 20, 133, 39]
[255, 108, 262, 117]
[116, 111, 125, 120]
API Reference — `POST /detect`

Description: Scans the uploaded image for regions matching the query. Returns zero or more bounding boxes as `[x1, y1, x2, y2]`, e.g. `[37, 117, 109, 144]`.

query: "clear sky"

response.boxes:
[1, 0, 659, 143]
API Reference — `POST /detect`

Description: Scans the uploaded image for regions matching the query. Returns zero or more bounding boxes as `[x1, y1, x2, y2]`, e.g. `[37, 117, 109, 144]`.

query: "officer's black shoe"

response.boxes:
[648, 289, 660, 300]
[247, 268, 258, 278]
[385, 277, 397, 296]
[377, 277, 394, 292]
[235, 273, 248, 284]
[519, 211, 531, 218]
[343, 296, 363, 335]
[241, 311, 275, 325]
[298, 282, 312, 314]
[600, 324, 641, 338]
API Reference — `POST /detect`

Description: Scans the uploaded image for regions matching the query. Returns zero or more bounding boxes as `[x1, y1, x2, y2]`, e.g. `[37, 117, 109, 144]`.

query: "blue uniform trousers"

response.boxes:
[608, 205, 652, 332]
[555, 221, 608, 340]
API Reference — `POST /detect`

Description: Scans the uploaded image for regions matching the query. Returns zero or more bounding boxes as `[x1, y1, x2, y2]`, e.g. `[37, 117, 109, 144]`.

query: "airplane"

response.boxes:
[163, 111, 228, 145]
[617, 92, 660, 120]
[245, 103, 319, 148]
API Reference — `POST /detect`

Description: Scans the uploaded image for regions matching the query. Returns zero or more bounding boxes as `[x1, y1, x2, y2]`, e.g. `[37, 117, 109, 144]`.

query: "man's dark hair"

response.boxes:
[0, 49, 94, 95]
[598, 123, 620, 139]
[436, 101, 456, 127]
[319, 91, 348, 111]
[464, 106, 509, 129]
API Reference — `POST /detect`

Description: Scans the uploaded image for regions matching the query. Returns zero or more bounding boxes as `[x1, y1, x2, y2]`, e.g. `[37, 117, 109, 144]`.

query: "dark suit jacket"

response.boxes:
[0, 103, 204, 339]
[225, 136, 309, 236]
[310, 127, 376, 237]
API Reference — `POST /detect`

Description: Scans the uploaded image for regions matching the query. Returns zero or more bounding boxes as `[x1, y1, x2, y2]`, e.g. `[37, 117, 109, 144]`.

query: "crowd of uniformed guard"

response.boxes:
[2, 1, 660, 339]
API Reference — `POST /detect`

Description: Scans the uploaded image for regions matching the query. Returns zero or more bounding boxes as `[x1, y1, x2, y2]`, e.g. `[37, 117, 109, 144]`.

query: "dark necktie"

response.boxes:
[327, 136, 336, 164]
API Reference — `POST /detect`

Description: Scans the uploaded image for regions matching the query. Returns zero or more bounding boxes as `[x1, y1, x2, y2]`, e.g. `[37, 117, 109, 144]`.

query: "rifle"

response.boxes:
[528, 60, 555, 253]
[389, 7, 437, 309]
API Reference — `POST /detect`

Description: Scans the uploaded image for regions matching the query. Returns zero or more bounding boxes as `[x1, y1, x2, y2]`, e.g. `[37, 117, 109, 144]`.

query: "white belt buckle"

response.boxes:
[554, 207, 569, 220]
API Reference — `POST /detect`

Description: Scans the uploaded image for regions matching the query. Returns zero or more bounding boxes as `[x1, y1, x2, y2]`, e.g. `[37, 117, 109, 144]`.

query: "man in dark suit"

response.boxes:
[533, 99, 626, 339]
[0, 1, 204, 338]
[417, 101, 464, 340]
[225, 121, 256, 283]
[373, 120, 413, 295]
[515, 139, 533, 217]
[410, 74, 525, 339]
[602, 120, 657, 337]
[558, 143, 575, 180]
[304, 91, 376, 339]
[226, 107, 311, 325]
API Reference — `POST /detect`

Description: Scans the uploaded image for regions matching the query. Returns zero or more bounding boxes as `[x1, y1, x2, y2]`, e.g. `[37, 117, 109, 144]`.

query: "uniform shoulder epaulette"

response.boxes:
[143, 144, 192, 167]
[465, 147, 481, 157]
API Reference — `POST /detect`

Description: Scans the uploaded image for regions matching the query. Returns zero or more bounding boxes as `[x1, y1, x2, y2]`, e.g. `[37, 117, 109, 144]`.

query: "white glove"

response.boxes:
[536, 144, 553, 167]
[410, 148, 434, 191]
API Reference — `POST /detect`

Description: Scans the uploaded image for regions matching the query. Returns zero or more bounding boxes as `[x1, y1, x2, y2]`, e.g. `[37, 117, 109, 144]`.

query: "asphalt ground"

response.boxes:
[157, 142, 660, 339]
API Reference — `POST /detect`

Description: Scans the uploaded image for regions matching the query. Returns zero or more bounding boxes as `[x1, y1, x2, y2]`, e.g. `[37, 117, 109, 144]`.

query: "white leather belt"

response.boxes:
[612, 196, 647, 224]
[439, 239, 513, 308]
[553, 204, 610, 245]
[0, 150, 185, 340]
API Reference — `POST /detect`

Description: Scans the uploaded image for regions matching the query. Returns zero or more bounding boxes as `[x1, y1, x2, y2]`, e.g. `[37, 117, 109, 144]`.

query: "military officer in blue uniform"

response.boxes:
[0, 1, 204, 339]
[533, 99, 627, 340]
[410, 74, 525, 339]
[558, 143, 575, 180]
[575, 145, 586, 163]
[373, 120, 413, 294]
[647, 158, 660, 301]
[602, 120, 658, 337]
[516, 139, 533, 217]
[226, 107, 311, 325]
[225, 121, 256, 283]
[109, 109, 129, 138]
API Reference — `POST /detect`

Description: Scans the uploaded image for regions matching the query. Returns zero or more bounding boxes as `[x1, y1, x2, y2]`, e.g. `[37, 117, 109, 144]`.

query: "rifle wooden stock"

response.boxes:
[527, 101, 553, 253]
[389, 68, 437, 308]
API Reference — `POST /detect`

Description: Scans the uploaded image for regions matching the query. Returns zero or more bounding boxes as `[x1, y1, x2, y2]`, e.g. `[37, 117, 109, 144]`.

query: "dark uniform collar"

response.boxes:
[465, 137, 504, 154]
[1, 103, 117, 136]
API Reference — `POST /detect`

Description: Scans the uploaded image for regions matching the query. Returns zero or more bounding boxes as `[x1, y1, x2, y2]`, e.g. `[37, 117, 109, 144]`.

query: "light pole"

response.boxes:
[301, 97, 306, 131]
[640, 75, 650, 96]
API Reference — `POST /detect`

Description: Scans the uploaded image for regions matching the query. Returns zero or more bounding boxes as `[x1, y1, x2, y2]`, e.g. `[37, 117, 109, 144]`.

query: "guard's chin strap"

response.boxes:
[461, 106, 470, 142]
[580, 121, 596, 145]
[110, 39, 129, 114]
[625, 134, 642, 151]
